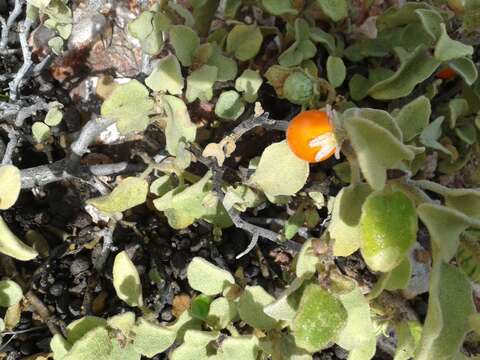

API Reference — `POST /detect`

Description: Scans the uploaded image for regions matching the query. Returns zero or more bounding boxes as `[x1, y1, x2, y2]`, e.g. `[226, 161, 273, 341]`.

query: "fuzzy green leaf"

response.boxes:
[113, 251, 143, 307]
[32, 121, 51, 143]
[62, 326, 112, 360]
[262, 0, 298, 15]
[186, 64, 218, 103]
[344, 117, 415, 190]
[283, 71, 314, 105]
[101, 80, 153, 134]
[132, 318, 176, 357]
[145, 54, 184, 95]
[187, 257, 234, 296]
[215, 90, 245, 120]
[395, 96, 431, 141]
[128, 11, 170, 55]
[316, 0, 348, 22]
[253, 141, 309, 197]
[415, 9, 443, 41]
[235, 69, 263, 103]
[161, 95, 197, 156]
[419, 117, 452, 155]
[0, 216, 38, 261]
[44, 106, 63, 126]
[360, 190, 418, 272]
[0, 165, 21, 210]
[368, 46, 440, 100]
[226, 24, 263, 61]
[0, 280, 23, 307]
[216, 336, 259, 360]
[207, 297, 237, 329]
[327, 56, 346, 88]
[449, 57, 478, 85]
[434, 24, 473, 62]
[339, 182, 372, 226]
[237, 285, 277, 330]
[394, 321, 422, 360]
[87, 177, 148, 214]
[170, 25, 200, 66]
[296, 239, 319, 277]
[349, 74, 370, 101]
[293, 284, 347, 352]
[344, 107, 402, 140]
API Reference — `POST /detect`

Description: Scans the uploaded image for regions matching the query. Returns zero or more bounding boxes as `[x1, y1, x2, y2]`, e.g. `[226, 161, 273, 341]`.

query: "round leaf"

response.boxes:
[145, 54, 184, 95]
[326, 56, 346, 88]
[187, 257, 234, 296]
[0, 165, 21, 210]
[0, 216, 38, 261]
[0, 280, 23, 307]
[113, 250, 143, 307]
[215, 90, 245, 120]
[237, 285, 277, 330]
[226, 24, 263, 61]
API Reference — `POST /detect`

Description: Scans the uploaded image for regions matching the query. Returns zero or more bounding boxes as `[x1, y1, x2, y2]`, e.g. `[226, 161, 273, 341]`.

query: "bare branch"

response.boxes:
[0, 0, 24, 50]
[8, 18, 33, 101]
[1, 129, 19, 165]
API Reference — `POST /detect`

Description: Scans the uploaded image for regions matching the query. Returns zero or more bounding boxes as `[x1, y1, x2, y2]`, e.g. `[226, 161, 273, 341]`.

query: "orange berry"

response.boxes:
[436, 67, 456, 80]
[286, 110, 337, 163]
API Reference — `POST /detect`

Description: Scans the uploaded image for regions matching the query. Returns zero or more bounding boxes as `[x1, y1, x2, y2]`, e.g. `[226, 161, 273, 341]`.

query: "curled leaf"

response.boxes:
[0, 216, 38, 261]
[113, 251, 143, 307]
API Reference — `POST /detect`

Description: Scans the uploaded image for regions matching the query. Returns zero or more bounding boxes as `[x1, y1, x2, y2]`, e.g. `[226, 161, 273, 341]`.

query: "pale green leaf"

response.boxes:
[262, 0, 298, 15]
[150, 175, 175, 197]
[62, 326, 112, 360]
[0, 165, 21, 210]
[128, 11, 170, 55]
[327, 56, 346, 88]
[309, 27, 336, 54]
[316, 0, 348, 22]
[145, 54, 184, 95]
[214, 90, 245, 120]
[344, 117, 414, 190]
[207, 46, 238, 81]
[296, 239, 319, 277]
[263, 276, 305, 323]
[186, 64, 218, 103]
[434, 24, 473, 62]
[0, 280, 23, 307]
[51, 334, 71, 359]
[107, 312, 136, 337]
[0, 216, 38, 261]
[237, 285, 277, 330]
[293, 284, 347, 352]
[187, 257, 234, 296]
[87, 177, 148, 214]
[132, 318, 176, 357]
[161, 95, 197, 156]
[395, 96, 431, 141]
[171, 330, 219, 360]
[101, 80, 153, 134]
[449, 57, 478, 85]
[415, 9, 443, 41]
[206, 297, 237, 329]
[170, 25, 200, 66]
[343, 107, 402, 140]
[349, 74, 370, 101]
[113, 251, 143, 307]
[283, 71, 314, 105]
[44, 106, 63, 126]
[32, 121, 51, 143]
[284, 208, 305, 240]
[48, 36, 63, 55]
[66, 316, 107, 344]
[394, 320, 422, 360]
[226, 24, 263, 61]
[216, 336, 259, 360]
[338, 182, 372, 226]
[368, 46, 440, 100]
[419, 117, 452, 156]
[235, 69, 263, 103]
[360, 190, 418, 272]
[253, 141, 309, 197]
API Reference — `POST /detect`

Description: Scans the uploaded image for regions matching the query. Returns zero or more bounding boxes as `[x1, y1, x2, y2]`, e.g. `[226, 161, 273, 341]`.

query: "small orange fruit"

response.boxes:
[286, 110, 337, 163]
[436, 67, 456, 80]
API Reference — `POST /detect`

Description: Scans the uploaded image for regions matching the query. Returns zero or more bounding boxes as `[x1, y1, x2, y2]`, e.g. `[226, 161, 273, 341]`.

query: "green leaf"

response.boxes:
[235, 69, 263, 103]
[415, 9, 443, 41]
[368, 46, 440, 100]
[170, 25, 200, 66]
[457, 232, 480, 283]
[237, 285, 277, 330]
[128, 11, 170, 55]
[293, 284, 347, 352]
[113, 250, 143, 307]
[416, 262, 475, 360]
[419, 117, 452, 155]
[0, 165, 21, 210]
[48, 36, 63, 55]
[161, 95, 197, 156]
[107, 312, 136, 337]
[187, 257, 234, 295]
[215, 90, 245, 120]
[395, 96, 431, 141]
[145, 54, 184, 95]
[329, 190, 363, 257]
[344, 117, 414, 190]
[44, 105, 63, 126]
[445, 98, 469, 128]
[449, 57, 478, 85]
[263, 276, 305, 323]
[62, 326, 112, 360]
[316, 0, 348, 22]
[349, 74, 370, 101]
[186, 64, 218, 103]
[417, 203, 480, 263]
[171, 330, 219, 360]
[87, 177, 148, 214]
[253, 141, 309, 197]
[394, 321, 422, 360]
[279, 38, 316, 67]
[51, 334, 71, 359]
[216, 336, 259, 360]
[455, 124, 477, 144]
[309, 27, 336, 54]
[0, 216, 38, 261]
[296, 239, 319, 277]
[206, 297, 237, 329]
[434, 24, 473, 62]
[66, 316, 107, 344]
[262, 0, 298, 15]
[376, 2, 430, 31]
[191, 294, 212, 321]
[264, 65, 295, 97]
[101, 80, 153, 134]
[132, 318, 176, 357]
[384, 257, 412, 291]
[207, 45, 238, 81]
[337, 287, 376, 351]
[343, 107, 402, 140]
[226, 24, 263, 61]
[338, 182, 372, 226]
[150, 175, 175, 197]
[282, 71, 314, 105]
[0, 280, 23, 307]
[284, 208, 305, 240]
[360, 190, 418, 272]
[327, 56, 346, 88]
[32, 121, 51, 143]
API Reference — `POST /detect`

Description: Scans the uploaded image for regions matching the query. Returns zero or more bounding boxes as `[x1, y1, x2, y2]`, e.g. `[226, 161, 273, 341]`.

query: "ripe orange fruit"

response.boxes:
[436, 67, 456, 80]
[286, 110, 337, 163]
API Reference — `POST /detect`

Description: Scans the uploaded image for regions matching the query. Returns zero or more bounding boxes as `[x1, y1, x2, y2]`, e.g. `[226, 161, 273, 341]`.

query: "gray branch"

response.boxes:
[0, 0, 23, 49]
[9, 18, 33, 101]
